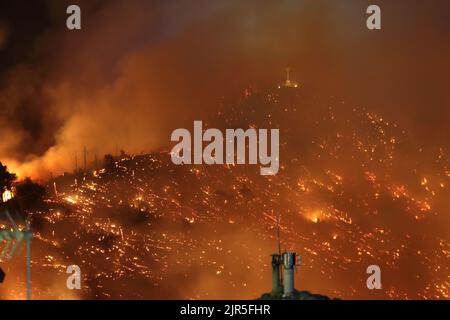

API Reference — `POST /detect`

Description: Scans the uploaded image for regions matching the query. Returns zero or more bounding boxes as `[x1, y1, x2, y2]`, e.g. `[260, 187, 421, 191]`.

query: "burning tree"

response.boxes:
[0, 162, 16, 193]
[0, 162, 46, 214]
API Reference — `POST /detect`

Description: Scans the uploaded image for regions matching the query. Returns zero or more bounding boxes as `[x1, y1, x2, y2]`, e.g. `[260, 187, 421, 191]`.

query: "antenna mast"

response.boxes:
[276, 213, 281, 256]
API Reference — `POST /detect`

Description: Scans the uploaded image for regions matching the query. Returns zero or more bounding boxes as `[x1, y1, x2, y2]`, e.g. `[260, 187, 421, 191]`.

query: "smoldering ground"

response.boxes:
[0, 0, 448, 300]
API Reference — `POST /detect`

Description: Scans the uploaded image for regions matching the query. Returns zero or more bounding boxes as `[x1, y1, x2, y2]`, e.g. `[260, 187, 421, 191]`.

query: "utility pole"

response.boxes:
[94, 153, 98, 170]
[83, 146, 87, 172]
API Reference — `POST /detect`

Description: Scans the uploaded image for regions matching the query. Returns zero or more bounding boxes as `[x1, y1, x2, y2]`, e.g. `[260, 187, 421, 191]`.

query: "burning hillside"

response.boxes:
[0, 85, 448, 300]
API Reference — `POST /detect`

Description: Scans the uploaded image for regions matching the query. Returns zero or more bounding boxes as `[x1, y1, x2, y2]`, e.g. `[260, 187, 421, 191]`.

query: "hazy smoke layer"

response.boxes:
[0, 0, 449, 179]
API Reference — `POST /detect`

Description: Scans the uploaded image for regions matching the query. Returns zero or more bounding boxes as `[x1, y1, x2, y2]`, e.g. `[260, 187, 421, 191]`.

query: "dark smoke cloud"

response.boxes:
[0, 0, 449, 179]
